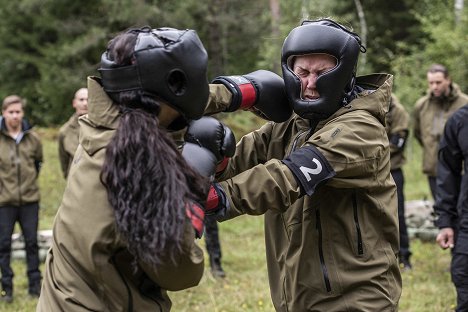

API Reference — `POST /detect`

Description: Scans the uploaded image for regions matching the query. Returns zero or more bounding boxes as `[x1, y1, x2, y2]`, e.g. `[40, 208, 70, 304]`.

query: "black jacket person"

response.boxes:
[434, 105, 468, 311]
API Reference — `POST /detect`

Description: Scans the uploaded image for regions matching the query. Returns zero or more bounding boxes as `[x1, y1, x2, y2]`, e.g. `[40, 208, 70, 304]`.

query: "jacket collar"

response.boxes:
[86, 76, 120, 129]
[326, 73, 392, 126]
[79, 77, 121, 155]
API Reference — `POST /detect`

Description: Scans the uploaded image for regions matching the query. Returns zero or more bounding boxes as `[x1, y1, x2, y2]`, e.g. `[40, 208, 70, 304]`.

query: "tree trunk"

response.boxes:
[353, 0, 367, 70]
[269, 0, 281, 73]
[207, 0, 225, 77]
[455, 0, 464, 25]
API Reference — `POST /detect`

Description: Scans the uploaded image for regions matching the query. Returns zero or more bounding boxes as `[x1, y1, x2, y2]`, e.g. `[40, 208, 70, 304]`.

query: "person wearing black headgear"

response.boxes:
[203, 18, 402, 311]
[37, 27, 236, 311]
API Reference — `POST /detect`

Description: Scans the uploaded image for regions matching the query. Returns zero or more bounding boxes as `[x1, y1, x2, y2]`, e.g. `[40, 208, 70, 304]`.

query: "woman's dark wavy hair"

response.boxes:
[100, 31, 208, 268]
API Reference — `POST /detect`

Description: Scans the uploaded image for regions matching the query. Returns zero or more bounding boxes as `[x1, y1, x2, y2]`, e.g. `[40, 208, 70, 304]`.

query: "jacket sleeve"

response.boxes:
[58, 131, 70, 178]
[412, 101, 423, 146]
[311, 115, 390, 189]
[388, 98, 409, 155]
[138, 220, 204, 291]
[34, 133, 43, 174]
[433, 115, 462, 229]
[218, 113, 391, 220]
[204, 84, 232, 115]
[217, 121, 275, 181]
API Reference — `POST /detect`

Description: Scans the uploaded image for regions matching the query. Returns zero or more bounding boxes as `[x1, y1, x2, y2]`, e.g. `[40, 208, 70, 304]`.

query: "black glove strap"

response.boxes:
[282, 145, 336, 196]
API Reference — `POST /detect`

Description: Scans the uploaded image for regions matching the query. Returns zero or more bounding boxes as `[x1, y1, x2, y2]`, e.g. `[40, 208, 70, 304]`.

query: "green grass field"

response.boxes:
[0, 121, 457, 312]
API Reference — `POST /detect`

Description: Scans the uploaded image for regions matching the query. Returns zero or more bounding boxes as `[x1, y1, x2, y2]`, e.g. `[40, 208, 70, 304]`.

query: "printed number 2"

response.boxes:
[299, 158, 322, 182]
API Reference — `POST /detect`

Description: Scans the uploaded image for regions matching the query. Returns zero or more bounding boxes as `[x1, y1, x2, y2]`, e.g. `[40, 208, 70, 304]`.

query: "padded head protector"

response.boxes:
[281, 19, 364, 120]
[99, 27, 209, 120]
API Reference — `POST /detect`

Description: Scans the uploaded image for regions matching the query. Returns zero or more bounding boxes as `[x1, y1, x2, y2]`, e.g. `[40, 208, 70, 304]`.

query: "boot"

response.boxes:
[0, 288, 13, 303]
[28, 282, 41, 298]
[210, 258, 226, 279]
[399, 254, 412, 271]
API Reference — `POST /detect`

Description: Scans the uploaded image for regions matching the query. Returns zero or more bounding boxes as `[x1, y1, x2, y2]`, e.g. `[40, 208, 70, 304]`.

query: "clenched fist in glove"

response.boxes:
[212, 70, 292, 123]
[182, 116, 236, 177]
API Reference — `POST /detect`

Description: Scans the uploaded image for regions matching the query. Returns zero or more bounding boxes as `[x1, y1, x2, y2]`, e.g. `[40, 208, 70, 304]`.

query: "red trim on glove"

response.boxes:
[216, 157, 229, 173]
[186, 203, 205, 238]
[206, 185, 220, 212]
[239, 83, 256, 109]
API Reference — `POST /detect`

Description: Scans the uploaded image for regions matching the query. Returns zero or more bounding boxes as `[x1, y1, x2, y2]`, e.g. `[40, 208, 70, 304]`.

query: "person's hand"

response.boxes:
[436, 227, 455, 249]
[184, 116, 236, 174]
[212, 70, 292, 122]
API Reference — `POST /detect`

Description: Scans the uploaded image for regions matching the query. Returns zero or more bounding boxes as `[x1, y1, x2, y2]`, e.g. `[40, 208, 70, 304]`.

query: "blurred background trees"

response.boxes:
[0, 0, 466, 125]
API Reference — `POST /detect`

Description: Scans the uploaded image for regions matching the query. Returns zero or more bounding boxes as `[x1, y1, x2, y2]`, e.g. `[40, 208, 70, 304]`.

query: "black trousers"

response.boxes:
[452, 253, 468, 312]
[0, 203, 41, 291]
[391, 168, 410, 258]
[204, 215, 222, 262]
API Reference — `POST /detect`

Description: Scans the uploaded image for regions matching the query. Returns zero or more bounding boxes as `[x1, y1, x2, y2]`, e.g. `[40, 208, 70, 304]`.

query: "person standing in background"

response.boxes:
[58, 88, 88, 179]
[413, 64, 468, 200]
[434, 104, 468, 312]
[386, 94, 411, 270]
[0, 95, 43, 303]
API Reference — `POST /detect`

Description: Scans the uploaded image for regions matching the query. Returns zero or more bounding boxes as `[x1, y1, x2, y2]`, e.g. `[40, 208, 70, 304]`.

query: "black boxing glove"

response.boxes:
[211, 70, 292, 122]
[181, 142, 217, 178]
[184, 116, 236, 173]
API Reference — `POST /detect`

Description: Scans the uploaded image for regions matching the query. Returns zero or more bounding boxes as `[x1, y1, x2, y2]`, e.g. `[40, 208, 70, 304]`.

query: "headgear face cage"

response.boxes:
[99, 27, 209, 120]
[281, 19, 365, 121]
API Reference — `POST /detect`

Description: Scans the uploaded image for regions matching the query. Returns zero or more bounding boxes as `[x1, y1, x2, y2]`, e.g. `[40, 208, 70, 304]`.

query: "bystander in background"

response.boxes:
[386, 94, 412, 270]
[0, 95, 43, 303]
[413, 64, 468, 199]
[58, 88, 88, 179]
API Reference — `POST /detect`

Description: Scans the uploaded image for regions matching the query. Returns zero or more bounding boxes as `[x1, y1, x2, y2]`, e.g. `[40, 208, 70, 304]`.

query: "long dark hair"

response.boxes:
[100, 31, 208, 267]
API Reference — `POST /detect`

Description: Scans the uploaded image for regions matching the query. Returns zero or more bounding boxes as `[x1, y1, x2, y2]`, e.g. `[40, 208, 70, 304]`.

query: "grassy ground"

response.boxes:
[0, 119, 457, 311]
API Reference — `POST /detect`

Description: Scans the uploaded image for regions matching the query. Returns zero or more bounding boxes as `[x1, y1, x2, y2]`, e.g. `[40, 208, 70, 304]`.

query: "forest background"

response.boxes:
[0, 0, 467, 311]
[0, 0, 466, 125]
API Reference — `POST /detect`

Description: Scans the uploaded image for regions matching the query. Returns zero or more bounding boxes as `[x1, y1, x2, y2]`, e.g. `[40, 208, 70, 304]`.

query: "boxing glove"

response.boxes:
[211, 70, 292, 122]
[184, 116, 236, 173]
[181, 142, 218, 178]
[205, 182, 228, 216]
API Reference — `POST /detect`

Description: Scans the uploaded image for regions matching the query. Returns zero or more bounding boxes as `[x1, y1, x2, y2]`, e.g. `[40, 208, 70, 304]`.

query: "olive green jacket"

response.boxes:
[210, 74, 401, 311]
[37, 77, 204, 312]
[412, 83, 468, 176]
[386, 94, 409, 170]
[0, 118, 42, 206]
[58, 113, 80, 179]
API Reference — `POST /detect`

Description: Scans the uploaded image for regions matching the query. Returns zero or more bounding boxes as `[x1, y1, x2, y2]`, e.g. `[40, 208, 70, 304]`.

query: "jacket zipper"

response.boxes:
[315, 207, 331, 292]
[352, 191, 364, 255]
[14, 142, 23, 205]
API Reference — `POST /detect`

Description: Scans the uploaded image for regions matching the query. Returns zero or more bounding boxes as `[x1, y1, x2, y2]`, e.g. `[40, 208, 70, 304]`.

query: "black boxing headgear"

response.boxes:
[99, 27, 209, 120]
[281, 19, 365, 120]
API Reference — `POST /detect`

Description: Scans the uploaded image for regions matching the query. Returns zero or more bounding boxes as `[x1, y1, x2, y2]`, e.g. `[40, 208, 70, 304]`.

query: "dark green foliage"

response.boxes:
[392, 0, 467, 109]
[331, 0, 425, 75]
[0, 0, 465, 125]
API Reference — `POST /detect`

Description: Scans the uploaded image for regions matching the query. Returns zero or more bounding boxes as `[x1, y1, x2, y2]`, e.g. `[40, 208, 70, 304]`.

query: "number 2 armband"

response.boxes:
[281, 145, 336, 196]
